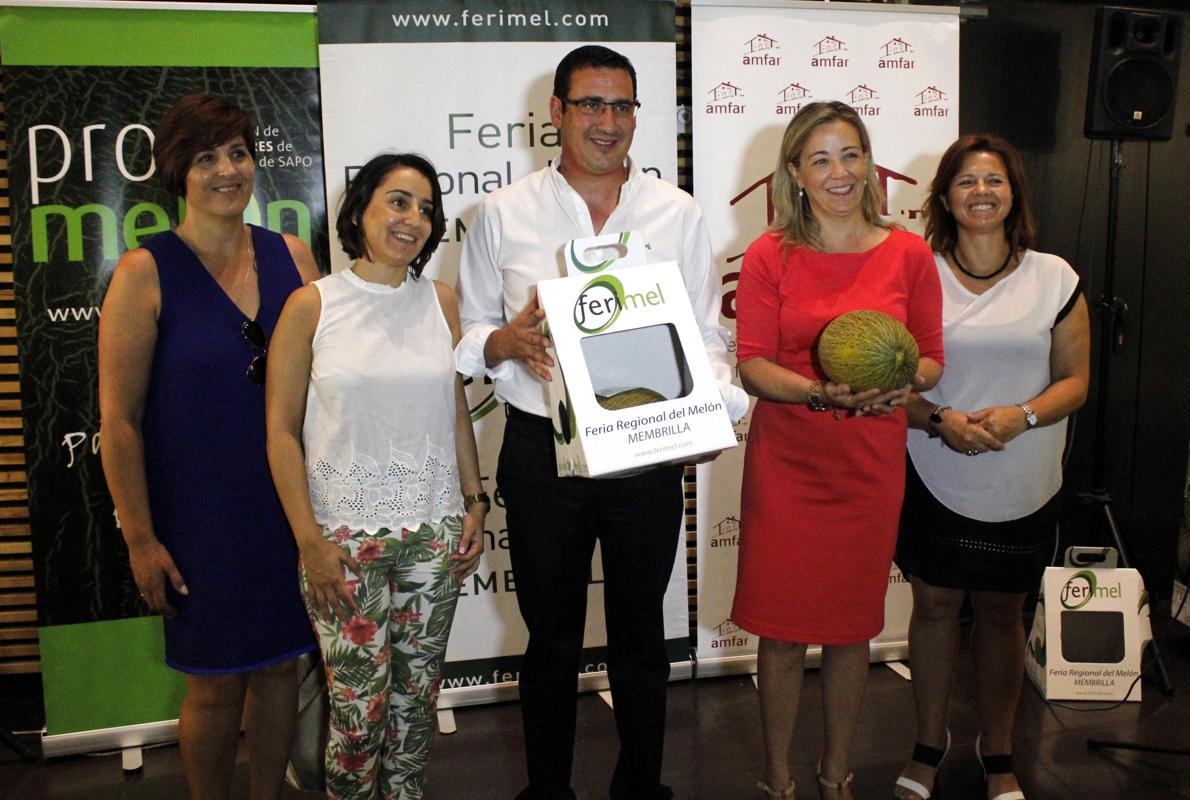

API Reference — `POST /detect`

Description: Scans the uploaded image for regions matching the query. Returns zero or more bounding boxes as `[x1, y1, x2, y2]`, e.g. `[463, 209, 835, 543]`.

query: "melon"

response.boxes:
[817, 310, 919, 393]
[596, 387, 667, 411]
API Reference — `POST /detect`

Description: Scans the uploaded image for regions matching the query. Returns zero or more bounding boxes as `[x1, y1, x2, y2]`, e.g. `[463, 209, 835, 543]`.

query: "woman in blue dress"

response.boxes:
[99, 94, 320, 799]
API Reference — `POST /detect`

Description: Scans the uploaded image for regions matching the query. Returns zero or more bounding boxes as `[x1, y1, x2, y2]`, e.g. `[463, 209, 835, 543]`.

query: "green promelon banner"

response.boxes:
[0, 3, 325, 750]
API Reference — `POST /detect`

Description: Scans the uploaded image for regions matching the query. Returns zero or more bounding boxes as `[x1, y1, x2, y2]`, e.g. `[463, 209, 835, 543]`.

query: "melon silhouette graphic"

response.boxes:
[596, 387, 667, 411]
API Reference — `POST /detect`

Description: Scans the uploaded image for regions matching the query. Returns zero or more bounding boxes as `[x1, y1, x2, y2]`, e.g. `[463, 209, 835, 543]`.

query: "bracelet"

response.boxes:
[463, 491, 491, 512]
[927, 405, 951, 439]
[806, 381, 830, 412]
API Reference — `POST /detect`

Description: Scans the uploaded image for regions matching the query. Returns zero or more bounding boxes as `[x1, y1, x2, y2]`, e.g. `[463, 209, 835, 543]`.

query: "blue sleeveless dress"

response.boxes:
[141, 225, 316, 674]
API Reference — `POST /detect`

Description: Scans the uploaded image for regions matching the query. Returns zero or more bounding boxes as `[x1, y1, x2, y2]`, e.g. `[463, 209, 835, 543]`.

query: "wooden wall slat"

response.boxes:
[0, 657, 40, 674]
[0, 592, 36, 607]
[0, 626, 37, 640]
[0, 644, 39, 659]
[0, 62, 56, 674]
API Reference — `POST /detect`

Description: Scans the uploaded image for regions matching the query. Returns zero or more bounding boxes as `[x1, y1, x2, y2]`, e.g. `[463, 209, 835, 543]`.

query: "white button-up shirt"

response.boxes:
[456, 158, 747, 420]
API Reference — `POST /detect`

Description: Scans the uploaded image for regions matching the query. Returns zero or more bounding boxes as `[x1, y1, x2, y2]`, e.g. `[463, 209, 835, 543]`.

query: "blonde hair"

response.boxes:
[770, 101, 887, 250]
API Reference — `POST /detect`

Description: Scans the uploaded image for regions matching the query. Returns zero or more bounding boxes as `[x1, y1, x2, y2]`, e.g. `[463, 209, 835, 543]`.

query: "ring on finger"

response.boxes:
[965, 449, 978, 456]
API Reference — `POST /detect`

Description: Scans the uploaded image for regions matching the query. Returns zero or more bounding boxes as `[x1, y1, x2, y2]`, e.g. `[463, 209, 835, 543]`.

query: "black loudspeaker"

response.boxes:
[1084, 6, 1182, 140]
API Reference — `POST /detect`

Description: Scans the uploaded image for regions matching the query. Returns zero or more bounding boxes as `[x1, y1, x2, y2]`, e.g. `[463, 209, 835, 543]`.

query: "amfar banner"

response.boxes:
[690, 0, 960, 672]
[316, 0, 688, 704]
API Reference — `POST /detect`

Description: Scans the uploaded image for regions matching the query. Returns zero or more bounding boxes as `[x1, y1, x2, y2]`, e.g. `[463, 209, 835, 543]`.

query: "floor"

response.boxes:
[4, 618, 1190, 799]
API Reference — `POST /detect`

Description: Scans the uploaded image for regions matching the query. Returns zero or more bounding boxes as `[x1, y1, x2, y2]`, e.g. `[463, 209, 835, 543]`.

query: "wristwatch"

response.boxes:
[463, 491, 491, 512]
[1017, 403, 1038, 429]
[927, 405, 952, 438]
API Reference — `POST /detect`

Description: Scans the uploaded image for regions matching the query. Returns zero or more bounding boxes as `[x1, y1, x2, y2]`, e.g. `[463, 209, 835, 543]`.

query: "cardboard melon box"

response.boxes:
[535, 232, 737, 478]
[1025, 565, 1151, 702]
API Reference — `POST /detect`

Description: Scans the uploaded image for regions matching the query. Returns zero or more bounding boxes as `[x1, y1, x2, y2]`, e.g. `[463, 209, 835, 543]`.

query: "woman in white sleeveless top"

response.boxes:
[893, 135, 1089, 800]
[266, 153, 486, 799]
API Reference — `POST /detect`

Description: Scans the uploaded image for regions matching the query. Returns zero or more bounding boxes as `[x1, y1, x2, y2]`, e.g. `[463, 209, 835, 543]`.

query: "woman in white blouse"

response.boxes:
[266, 153, 485, 798]
[892, 135, 1090, 800]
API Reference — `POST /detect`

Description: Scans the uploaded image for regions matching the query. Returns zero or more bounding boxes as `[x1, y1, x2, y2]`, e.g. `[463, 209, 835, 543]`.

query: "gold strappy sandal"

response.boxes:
[757, 778, 797, 798]
[816, 760, 854, 800]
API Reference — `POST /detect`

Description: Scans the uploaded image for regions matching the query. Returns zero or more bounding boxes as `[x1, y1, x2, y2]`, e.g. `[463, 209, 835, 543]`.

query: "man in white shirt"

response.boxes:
[456, 45, 746, 800]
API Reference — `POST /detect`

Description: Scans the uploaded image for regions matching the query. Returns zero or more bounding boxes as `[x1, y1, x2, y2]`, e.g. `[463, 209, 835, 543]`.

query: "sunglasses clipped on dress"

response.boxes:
[241, 319, 267, 385]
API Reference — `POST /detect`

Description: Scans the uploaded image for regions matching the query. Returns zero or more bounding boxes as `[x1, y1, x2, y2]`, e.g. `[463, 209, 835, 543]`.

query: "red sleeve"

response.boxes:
[735, 233, 782, 364]
[902, 233, 944, 366]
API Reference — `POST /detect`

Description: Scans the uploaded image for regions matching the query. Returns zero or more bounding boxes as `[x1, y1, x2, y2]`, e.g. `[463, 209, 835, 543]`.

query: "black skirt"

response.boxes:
[895, 454, 1057, 593]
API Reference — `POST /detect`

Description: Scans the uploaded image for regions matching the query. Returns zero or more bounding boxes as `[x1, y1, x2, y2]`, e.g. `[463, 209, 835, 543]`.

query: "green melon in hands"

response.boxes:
[817, 310, 919, 393]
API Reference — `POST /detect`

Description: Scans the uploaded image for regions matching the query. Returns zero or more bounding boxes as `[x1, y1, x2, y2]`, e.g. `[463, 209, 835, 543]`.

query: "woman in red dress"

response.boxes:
[731, 101, 944, 800]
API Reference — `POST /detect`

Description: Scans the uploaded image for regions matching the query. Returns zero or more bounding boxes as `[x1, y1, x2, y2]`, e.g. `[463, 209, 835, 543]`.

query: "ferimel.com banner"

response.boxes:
[317, 0, 687, 704]
[0, 3, 325, 754]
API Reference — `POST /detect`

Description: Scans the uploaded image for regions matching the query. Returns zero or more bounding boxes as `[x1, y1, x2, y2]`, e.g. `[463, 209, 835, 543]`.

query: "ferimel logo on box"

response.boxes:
[573, 274, 667, 333]
[1061, 570, 1122, 610]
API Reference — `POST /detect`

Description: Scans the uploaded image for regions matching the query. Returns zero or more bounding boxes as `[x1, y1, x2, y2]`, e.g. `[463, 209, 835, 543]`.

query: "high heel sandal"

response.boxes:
[976, 734, 1026, 800]
[757, 778, 797, 798]
[816, 759, 854, 800]
[894, 729, 951, 800]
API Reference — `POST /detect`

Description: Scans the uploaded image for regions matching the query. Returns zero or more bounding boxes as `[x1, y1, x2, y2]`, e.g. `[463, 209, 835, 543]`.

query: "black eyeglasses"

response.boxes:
[241, 319, 268, 385]
[561, 97, 641, 118]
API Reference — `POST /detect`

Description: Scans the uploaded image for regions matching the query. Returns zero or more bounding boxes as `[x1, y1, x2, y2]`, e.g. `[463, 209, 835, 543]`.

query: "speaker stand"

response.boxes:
[1077, 138, 1173, 696]
[1077, 488, 1174, 695]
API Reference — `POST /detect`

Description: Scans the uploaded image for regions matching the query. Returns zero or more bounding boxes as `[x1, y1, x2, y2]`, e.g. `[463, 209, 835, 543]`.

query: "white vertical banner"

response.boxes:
[691, 0, 960, 673]
[317, 0, 689, 705]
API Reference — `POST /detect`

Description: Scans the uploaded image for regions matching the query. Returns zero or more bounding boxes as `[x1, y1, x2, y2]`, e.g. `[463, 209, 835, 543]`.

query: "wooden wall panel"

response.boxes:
[0, 86, 36, 673]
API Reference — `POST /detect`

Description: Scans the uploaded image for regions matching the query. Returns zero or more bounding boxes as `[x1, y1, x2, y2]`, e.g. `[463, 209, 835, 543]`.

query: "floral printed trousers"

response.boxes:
[301, 518, 462, 800]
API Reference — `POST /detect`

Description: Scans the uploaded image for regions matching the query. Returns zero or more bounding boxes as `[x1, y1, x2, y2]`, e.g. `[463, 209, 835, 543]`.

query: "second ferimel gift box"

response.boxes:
[1024, 563, 1151, 702]
[535, 232, 736, 478]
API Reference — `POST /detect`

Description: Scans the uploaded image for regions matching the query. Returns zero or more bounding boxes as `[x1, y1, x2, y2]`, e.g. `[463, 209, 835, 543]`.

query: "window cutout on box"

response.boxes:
[1060, 610, 1126, 663]
[580, 323, 693, 411]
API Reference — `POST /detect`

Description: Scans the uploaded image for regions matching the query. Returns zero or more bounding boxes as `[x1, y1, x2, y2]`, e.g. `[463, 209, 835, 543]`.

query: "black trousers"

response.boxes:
[499, 407, 683, 800]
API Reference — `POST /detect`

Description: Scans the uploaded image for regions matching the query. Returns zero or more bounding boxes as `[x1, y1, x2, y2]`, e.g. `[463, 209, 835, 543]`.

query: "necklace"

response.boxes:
[232, 236, 257, 305]
[951, 246, 1013, 280]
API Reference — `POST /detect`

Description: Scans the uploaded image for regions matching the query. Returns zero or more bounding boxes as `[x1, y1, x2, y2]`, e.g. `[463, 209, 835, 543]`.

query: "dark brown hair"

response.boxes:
[553, 45, 637, 101]
[153, 94, 256, 199]
[336, 153, 446, 279]
[924, 133, 1037, 255]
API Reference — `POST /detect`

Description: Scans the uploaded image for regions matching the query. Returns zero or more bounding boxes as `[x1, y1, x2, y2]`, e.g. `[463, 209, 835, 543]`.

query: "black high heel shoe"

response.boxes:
[976, 734, 1025, 800]
[894, 729, 950, 799]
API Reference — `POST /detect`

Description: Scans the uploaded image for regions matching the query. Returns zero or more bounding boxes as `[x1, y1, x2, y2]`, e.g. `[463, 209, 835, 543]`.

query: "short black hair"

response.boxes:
[552, 45, 637, 101]
[154, 94, 256, 199]
[335, 153, 446, 279]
